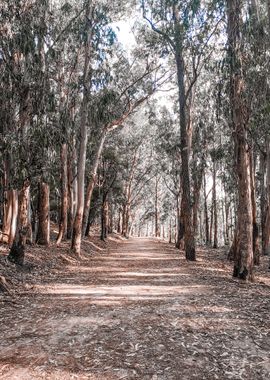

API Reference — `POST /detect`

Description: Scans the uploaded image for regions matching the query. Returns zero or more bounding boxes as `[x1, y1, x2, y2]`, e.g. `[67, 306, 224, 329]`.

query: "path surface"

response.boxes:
[0, 238, 270, 380]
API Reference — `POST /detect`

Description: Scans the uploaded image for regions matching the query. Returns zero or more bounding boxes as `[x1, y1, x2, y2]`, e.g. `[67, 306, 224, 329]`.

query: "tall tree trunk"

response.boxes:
[227, 0, 253, 280]
[212, 160, 218, 249]
[67, 150, 74, 240]
[100, 196, 109, 241]
[250, 148, 260, 264]
[263, 138, 270, 255]
[8, 190, 18, 247]
[56, 143, 68, 245]
[155, 176, 160, 237]
[36, 181, 50, 246]
[8, 182, 30, 265]
[193, 167, 203, 237]
[176, 195, 185, 249]
[82, 130, 106, 236]
[71, 1, 93, 255]
[224, 190, 230, 245]
[173, 6, 196, 261]
[203, 172, 210, 245]
[260, 152, 267, 253]
[2, 190, 13, 243]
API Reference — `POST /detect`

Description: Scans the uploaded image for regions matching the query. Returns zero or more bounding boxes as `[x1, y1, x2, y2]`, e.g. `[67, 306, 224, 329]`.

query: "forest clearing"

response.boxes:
[1, 0, 270, 379]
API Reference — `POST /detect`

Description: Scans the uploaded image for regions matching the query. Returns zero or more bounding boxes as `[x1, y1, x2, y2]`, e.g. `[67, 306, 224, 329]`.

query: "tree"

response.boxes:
[227, 0, 254, 280]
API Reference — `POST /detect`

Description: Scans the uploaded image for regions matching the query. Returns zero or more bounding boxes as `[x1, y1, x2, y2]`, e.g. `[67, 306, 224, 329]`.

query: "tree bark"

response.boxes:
[263, 138, 270, 255]
[173, 6, 196, 260]
[71, 1, 93, 255]
[56, 143, 68, 245]
[36, 181, 50, 246]
[203, 172, 210, 245]
[8, 182, 30, 265]
[82, 130, 106, 236]
[155, 176, 160, 237]
[193, 166, 203, 237]
[100, 196, 109, 241]
[2, 190, 13, 243]
[8, 190, 18, 247]
[250, 148, 260, 264]
[227, 0, 254, 280]
[212, 160, 218, 249]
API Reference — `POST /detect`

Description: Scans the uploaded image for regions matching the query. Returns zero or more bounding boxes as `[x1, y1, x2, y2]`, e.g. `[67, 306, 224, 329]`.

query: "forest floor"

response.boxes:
[0, 236, 270, 380]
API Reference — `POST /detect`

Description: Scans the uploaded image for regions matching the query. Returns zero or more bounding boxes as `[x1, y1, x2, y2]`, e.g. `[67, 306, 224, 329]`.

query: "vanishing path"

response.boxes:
[0, 238, 270, 379]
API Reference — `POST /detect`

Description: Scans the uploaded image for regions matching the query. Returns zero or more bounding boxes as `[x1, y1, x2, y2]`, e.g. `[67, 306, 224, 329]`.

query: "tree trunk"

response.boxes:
[250, 148, 260, 264]
[8, 190, 18, 247]
[8, 182, 30, 265]
[117, 208, 121, 234]
[67, 150, 74, 240]
[173, 6, 196, 261]
[227, 0, 254, 280]
[100, 196, 109, 241]
[2, 190, 13, 243]
[193, 167, 203, 237]
[155, 176, 160, 237]
[71, 1, 93, 255]
[36, 181, 50, 246]
[56, 143, 68, 245]
[203, 172, 210, 245]
[82, 130, 106, 236]
[212, 160, 218, 249]
[263, 138, 270, 255]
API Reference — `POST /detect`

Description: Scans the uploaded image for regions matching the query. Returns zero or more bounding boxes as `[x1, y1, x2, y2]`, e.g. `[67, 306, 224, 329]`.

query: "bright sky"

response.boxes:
[112, 20, 136, 50]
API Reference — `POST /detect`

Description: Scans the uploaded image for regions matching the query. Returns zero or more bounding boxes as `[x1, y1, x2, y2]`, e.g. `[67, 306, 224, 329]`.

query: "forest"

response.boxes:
[0, 0, 270, 379]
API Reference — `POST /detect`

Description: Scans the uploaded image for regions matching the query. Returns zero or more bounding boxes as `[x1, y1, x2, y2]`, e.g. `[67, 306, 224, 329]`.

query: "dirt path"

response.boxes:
[0, 238, 270, 380]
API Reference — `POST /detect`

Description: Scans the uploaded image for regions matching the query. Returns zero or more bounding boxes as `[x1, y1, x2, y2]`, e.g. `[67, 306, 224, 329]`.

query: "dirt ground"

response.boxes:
[0, 237, 270, 380]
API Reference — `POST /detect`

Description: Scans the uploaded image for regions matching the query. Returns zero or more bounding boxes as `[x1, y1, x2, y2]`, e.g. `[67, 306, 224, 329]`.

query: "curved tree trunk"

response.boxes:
[82, 130, 106, 236]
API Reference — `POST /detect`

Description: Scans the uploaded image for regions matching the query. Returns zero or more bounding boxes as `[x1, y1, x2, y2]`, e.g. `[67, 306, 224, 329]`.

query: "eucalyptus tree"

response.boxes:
[141, 0, 223, 260]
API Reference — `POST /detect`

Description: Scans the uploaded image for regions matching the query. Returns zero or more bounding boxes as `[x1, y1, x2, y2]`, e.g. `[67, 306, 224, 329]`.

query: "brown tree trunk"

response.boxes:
[250, 148, 260, 265]
[193, 167, 203, 237]
[155, 176, 160, 237]
[212, 160, 218, 249]
[56, 143, 68, 245]
[227, 0, 254, 280]
[36, 182, 50, 246]
[82, 130, 106, 236]
[100, 196, 109, 241]
[117, 208, 122, 233]
[2, 190, 13, 243]
[176, 196, 185, 249]
[173, 6, 196, 260]
[71, 1, 93, 255]
[260, 151, 267, 254]
[224, 190, 230, 245]
[8, 182, 30, 265]
[203, 172, 210, 245]
[67, 150, 74, 240]
[8, 190, 18, 247]
[263, 138, 270, 255]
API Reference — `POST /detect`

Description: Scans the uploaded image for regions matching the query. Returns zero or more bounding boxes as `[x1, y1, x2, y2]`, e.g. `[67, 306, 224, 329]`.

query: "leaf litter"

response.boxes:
[0, 236, 269, 379]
